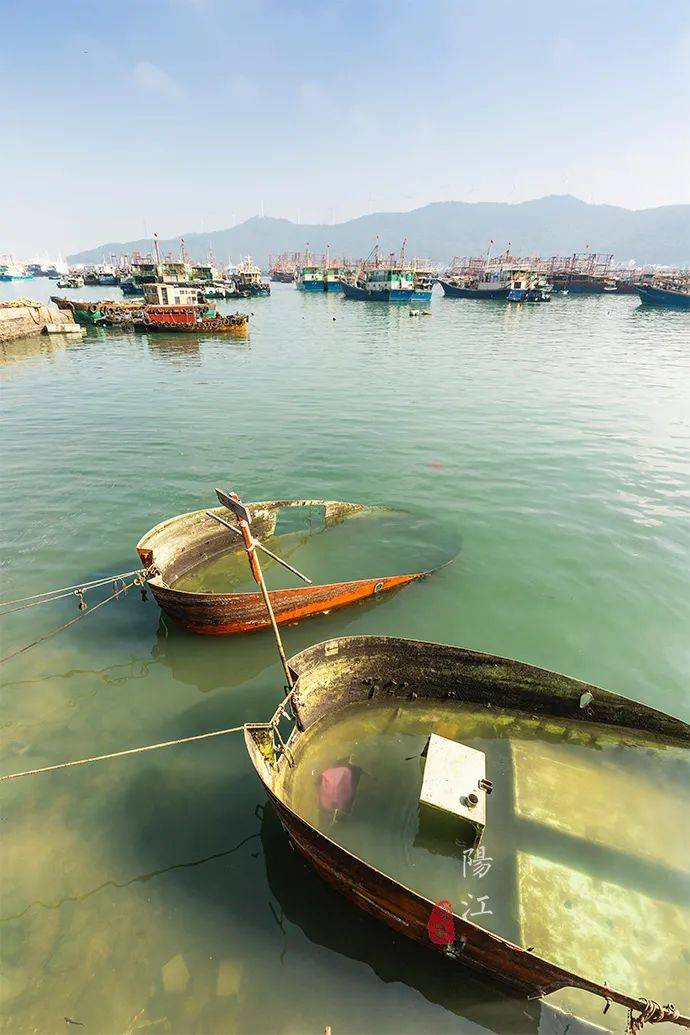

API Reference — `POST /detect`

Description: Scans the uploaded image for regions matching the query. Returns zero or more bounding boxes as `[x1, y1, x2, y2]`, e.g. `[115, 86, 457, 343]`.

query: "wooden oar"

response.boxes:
[213, 488, 298, 692]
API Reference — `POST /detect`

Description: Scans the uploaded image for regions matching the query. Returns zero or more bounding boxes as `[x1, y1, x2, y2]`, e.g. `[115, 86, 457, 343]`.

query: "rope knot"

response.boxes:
[627, 999, 680, 1034]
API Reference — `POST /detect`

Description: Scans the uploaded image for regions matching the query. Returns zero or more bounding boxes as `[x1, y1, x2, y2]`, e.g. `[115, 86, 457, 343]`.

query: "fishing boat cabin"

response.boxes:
[142, 283, 207, 307]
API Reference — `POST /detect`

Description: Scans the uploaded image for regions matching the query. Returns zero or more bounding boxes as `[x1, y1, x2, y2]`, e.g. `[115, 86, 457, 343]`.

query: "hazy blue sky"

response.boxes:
[2, 0, 689, 255]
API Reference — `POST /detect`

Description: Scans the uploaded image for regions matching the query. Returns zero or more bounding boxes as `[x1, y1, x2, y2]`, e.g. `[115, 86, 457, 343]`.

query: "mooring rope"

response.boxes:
[626, 1000, 681, 1034]
[0, 724, 247, 782]
[0, 568, 146, 613]
[0, 573, 144, 667]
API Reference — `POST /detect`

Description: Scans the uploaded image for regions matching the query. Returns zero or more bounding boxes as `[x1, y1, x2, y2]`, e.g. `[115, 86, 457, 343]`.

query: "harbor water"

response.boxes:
[1, 281, 689, 1033]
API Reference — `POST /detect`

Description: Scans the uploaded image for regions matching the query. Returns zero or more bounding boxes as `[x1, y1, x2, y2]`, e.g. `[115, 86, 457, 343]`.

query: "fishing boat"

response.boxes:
[52, 295, 144, 325]
[245, 634, 690, 1027]
[550, 253, 615, 294]
[51, 290, 249, 333]
[295, 264, 326, 292]
[439, 270, 511, 300]
[270, 253, 298, 283]
[295, 248, 349, 293]
[56, 274, 84, 289]
[0, 259, 32, 281]
[637, 274, 690, 309]
[234, 257, 270, 296]
[136, 500, 430, 635]
[341, 241, 433, 303]
[507, 269, 552, 302]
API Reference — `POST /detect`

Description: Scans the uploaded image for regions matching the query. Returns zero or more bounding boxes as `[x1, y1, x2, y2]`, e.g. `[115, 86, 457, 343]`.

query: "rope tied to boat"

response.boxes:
[626, 999, 680, 1033]
[0, 566, 158, 667]
[0, 697, 292, 783]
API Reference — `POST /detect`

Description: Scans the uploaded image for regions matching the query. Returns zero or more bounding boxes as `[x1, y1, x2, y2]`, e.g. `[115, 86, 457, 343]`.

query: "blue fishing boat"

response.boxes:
[0, 259, 32, 281]
[341, 241, 432, 303]
[342, 268, 432, 303]
[295, 247, 349, 293]
[637, 277, 690, 309]
[506, 268, 551, 302]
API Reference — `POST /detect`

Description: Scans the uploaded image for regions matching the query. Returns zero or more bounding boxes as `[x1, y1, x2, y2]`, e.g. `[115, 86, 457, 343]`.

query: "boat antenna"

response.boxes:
[152, 232, 161, 266]
[212, 489, 309, 693]
[400, 237, 407, 267]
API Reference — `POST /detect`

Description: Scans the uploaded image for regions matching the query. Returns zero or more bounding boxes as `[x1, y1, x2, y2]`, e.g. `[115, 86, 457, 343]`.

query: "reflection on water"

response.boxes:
[284, 699, 690, 1008]
[0, 335, 68, 369]
[2, 282, 690, 1032]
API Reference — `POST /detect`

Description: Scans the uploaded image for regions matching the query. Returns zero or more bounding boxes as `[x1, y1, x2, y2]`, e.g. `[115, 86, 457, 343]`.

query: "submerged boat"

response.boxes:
[245, 635, 690, 1025]
[637, 275, 690, 309]
[136, 500, 431, 635]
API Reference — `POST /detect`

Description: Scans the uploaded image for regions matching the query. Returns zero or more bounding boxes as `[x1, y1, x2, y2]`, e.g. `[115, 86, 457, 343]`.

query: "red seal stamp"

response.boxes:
[427, 899, 455, 946]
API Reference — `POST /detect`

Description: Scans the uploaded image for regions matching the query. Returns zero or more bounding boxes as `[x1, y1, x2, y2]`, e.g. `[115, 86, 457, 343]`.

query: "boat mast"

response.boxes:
[152, 232, 161, 267]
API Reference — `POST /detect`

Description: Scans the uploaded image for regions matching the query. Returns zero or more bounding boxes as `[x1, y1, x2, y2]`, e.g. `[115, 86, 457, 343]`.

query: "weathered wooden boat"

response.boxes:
[137, 502, 430, 635]
[245, 635, 690, 1027]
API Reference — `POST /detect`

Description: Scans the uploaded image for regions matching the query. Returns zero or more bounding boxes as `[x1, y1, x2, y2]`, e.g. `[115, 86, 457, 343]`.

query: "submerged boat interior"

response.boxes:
[137, 500, 450, 634]
[245, 636, 690, 1024]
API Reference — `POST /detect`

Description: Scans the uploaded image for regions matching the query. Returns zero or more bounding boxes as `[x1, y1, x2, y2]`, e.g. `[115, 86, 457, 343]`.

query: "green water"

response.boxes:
[1, 279, 689, 1033]
[284, 699, 689, 1004]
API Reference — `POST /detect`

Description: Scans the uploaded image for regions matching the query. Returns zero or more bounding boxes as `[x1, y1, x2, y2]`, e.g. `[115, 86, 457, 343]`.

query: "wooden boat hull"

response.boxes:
[137, 501, 430, 635]
[245, 635, 690, 1022]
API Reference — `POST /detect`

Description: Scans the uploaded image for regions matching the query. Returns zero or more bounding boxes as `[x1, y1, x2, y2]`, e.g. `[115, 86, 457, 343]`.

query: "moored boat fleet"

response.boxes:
[3, 241, 689, 327]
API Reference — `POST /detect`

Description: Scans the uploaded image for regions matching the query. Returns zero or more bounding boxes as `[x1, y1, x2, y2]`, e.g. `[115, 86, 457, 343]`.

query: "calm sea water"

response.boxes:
[1, 280, 689, 1034]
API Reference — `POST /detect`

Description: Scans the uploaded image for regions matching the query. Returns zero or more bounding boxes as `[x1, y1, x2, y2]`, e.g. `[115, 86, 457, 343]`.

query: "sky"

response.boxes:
[2, 0, 689, 256]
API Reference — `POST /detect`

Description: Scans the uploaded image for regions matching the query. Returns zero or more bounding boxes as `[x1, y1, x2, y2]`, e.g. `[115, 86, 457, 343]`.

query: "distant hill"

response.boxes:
[68, 195, 690, 267]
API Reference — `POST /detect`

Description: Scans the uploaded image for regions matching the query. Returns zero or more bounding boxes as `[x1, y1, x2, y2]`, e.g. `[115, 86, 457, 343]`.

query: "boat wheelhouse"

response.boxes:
[141, 283, 208, 307]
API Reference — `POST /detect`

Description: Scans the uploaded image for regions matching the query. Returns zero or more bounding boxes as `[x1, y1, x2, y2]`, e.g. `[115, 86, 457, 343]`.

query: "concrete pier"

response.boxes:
[0, 298, 84, 343]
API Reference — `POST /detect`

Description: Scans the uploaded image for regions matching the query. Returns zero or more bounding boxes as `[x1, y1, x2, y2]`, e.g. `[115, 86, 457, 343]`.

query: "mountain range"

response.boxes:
[68, 195, 690, 268]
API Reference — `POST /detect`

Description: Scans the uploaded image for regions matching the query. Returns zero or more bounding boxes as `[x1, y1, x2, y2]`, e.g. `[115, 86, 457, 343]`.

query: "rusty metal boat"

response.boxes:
[245, 635, 690, 1027]
[137, 501, 430, 635]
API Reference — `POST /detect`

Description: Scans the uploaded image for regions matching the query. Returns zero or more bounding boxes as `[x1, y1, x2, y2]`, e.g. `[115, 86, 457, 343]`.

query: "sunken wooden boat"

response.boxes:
[245, 635, 690, 1026]
[137, 501, 430, 635]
